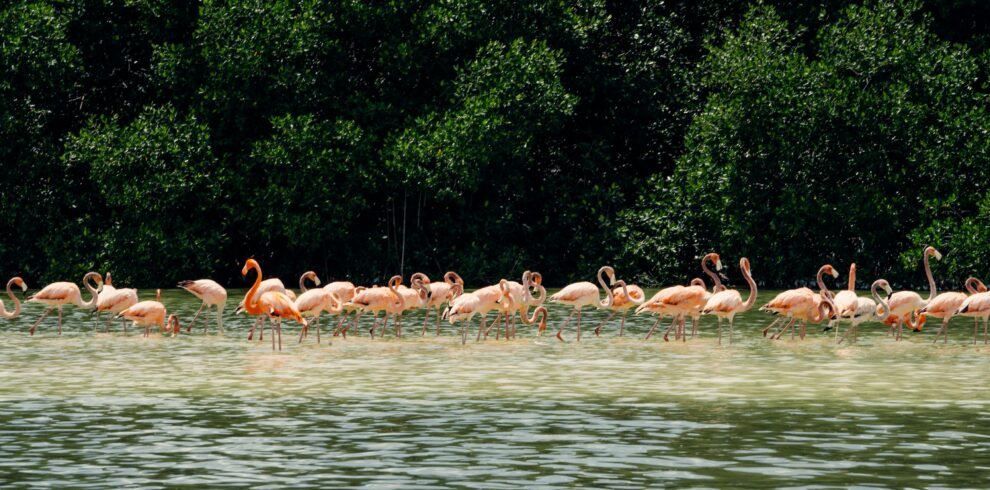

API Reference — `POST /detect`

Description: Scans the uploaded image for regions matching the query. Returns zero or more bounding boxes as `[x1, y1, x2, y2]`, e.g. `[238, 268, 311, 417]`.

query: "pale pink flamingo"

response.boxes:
[886, 246, 940, 340]
[95, 272, 138, 332]
[919, 274, 979, 344]
[27, 272, 103, 335]
[830, 264, 859, 339]
[294, 272, 342, 344]
[837, 279, 893, 344]
[761, 264, 839, 340]
[241, 259, 308, 351]
[1, 277, 27, 320]
[117, 289, 182, 337]
[636, 253, 723, 342]
[593, 279, 645, 337]
[178, 279, 227, 333]
[392, 273, 430, 338]
[348, 276, 403, 339]
[445, 279, 511, 343]
[701, 257, 758, 344]
[957, 289, 990, 344]
[548, 266, 619, 341]
[324, 280, 357, 335]
[489, 271, 547, 340]
[423, 271, 464, 336]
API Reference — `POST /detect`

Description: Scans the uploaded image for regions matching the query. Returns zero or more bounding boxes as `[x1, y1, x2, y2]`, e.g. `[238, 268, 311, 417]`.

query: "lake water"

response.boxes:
[2, 288, 989, 488]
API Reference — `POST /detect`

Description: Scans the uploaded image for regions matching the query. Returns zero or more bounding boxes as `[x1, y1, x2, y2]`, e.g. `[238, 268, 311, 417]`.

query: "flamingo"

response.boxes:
[886, 246, 940, 340]
[178, 279, 227, 334]
[919, 276, 977, 344]
[241, 259, 308, 351]
[324, 280, 357, 335]
[294, 272, 342, 344]
[423, 271, 464, 336]
[957, 290, 990, 344]
[348, 276, 403, 339]
[518, 305, 550, 336]
[95, 272, 138, 332]
[837, 279, 893, 344]
[445, 279, 511, 344]
[593, 280, 646, 337]
[490, 271, 547, 340]
[1, 277, 27, 320]
[392, 273, 430, 338]
[830, 264, 859, 339]
[548, 266, 619, 341]
[761, 264, 839, 340]
[117, 289, 181, 337]
[239, 277, 293, 341]
[27, 271, 103, 336]
[636, 253, 723, 342]
[701, 257, 758, 345]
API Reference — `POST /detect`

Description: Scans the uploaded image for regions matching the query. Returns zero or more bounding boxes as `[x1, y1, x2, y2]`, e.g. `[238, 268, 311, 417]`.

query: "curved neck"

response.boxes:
[79, 273, 100, 309]
[300, 272, 318, 292]
[597, 267, 613, 308]
[0, 279, 21, 319]
[499, 280, 514, 310]
[388, 276, 403, 308]
[923, 251, 937, 302]
[966, 277, 987, 294]
[243, 262, 264, 315]
[701, 255, 723, 292]
[847, 264, 856, 291]
[690, 278, 705, 288]
[326, 291, 343, 314]
[872, 281, 891, 321]
[815, 293, 836, 322]
[816, 267, 832, 299]
[448, 283, 464, 300]
[741, 260, 758, 311]
[444, 271, 464, 286]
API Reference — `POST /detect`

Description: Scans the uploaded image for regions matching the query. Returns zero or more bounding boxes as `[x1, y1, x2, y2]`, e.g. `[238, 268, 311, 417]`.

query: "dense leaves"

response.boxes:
[1, 0, 989, 288]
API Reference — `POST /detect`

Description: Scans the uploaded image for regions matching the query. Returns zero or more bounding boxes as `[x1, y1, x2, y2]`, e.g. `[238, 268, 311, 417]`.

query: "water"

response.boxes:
[2, 289, 990, 488]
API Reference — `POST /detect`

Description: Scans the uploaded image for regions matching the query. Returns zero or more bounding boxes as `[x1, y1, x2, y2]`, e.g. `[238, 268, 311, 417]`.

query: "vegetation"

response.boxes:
[2, 0, 989, 289]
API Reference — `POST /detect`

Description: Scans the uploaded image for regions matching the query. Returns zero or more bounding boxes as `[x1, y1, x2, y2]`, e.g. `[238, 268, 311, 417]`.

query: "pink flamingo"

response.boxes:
[393, 273, 430, 338]
[445, 279, 511, 344]
[240, 277, 293, 341]
[294, 271, 342, 344]
[489, 271, 546, 340]
[593, 280, 645, 337]
[324, 280, 357, 335]
[27, 272, 103, 336]
[919, 274, 980, 344]
[830, 264, 859, 339]
[178, 279, 227, 333]
[1, 277, 27, 320]
[423, 272, 465, 335]
[957, 287, 990, 344]
[761, 264, 838, 340]
[117, 289, 181, 337]
[837, 279, 893, 344]
[241, 259, 308, 351]
[701, 257, 758, 345]
[637, 253, 723, 342]
[886, 246, 940, 340]
[548, 266, 619, 341]
[348, 276, 404, 338]
[95, 272, 138, 332]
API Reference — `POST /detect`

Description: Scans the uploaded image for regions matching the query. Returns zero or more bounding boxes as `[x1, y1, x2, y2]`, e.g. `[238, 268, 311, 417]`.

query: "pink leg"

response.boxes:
[57, 306, 63, 336]
[29, 307, 53, 336]
[644, 315, 664, 340]
[576, 308, 582, 341]
[594, 311, 616, 337]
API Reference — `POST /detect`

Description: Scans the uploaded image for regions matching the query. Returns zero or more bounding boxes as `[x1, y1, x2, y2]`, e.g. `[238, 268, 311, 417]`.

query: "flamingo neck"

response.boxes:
[742, 260, 758, 311]
[243, 262, 265, 315]
[701, 256, 723, 292]
[965, 277, 987, 294]
[1, 279, 21, 319]
[847, 264, 856, 291]
[872, 282, 890, 321]
[816, 267, 833, 299]
[923, 251, 937, 302]
[597, 267, 614, 308]
[79, 273, 100, 309]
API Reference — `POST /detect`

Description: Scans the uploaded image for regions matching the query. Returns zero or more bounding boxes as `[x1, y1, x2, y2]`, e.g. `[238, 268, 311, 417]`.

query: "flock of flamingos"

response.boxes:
[1, 247, 989, 350]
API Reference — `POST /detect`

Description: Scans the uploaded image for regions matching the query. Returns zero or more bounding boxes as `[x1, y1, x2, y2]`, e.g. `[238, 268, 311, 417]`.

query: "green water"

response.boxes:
[2, 289, 990, 488]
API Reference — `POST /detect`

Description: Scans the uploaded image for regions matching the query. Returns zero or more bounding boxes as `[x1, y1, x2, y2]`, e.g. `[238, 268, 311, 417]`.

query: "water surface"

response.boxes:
[2, 289, 989, 488]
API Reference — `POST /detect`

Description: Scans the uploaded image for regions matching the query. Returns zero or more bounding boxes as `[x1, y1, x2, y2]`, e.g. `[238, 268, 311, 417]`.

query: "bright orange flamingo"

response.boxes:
[27, 272, 103, 336]
[548, 266, 619, 341]
[424, 272, 464, 336]
[886, 246, 940, 340]
[95, 272, 138, 332]
[593, 280, 645, 337]
[837, 279, 893, 344]
[761, 264, 838, 340]
[178, 278, 227, 333]
[957, 289, 990, 344]
[117, 289, 181, 337]
[1, 277, 27, 320]
[240, 277, 293, 341]
[348, 276, 403, 338]
[241, 259, 308, 351]
[702, 257, 758, 345]
[294, 271, 342, 344]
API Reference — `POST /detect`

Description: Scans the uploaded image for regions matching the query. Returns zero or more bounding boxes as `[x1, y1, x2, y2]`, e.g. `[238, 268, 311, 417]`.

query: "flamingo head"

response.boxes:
[530, 272, 543, 286]
[105, 272, 113, 286]
[823, 265, 839, 279]
[874, 279, 893, 295]
[601, 266, 616, 285]
[11, 277, 27, 293]
[925, 246, 942, 261]
[411, 272, 431, 285]
[242, 259, 260, 277]
[167, 315, 181, 337]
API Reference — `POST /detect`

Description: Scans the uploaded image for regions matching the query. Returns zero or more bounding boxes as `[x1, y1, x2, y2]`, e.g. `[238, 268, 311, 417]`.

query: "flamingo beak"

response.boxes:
[934, 251, 943, 260]
[884, 285, 893, 294]
[715, 259, 723, 271]
[831, 269, 839, 279]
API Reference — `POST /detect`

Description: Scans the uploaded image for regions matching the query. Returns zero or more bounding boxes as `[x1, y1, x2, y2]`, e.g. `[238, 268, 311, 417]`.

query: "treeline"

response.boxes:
[2, 0, 989, 289]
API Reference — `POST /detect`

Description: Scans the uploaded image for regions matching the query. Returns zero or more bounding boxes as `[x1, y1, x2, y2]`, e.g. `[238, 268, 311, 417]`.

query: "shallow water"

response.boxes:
[2, 289, 990, 488]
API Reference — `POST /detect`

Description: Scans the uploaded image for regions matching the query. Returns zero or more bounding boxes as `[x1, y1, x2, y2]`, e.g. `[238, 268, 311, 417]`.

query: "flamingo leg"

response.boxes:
[422, 308, 430, 336]
[644, 315, 663, 340]
[717, 317, 723, 345]
[436, 308, 443, 336]
[594, 311, 617, 337]
[57, 306, 63, 336]
[316, 316, 321, 344]
[381, 314, 391, 338]
[576, 308, 583, 342]
[691, 316, 698, 338]
[681, 317, 688, 342]
[217, 307, 224, 334]
[762, 317, 782, 337]
[395, 314, 402, 338]
[619, 312, 627, 337]
[662, 316, 679, 342]
[556, 309, 576, 342]
[94, 311, 101, 330]
[933, 317, 948, 344]
[728, 317, 734, 345]
[772, 318, 795, 340]
[476, 313, 487, 342]
[189, 303, 205, 333]
[29, 307, 53, 336]
[105, 315, 114, 333]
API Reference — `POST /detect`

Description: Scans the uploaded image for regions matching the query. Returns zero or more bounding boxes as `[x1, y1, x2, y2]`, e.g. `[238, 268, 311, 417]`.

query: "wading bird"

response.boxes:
[117, 289, 181, 337]
[549, 266, 620, 341]
[445, 279, 512, 343]
[178, 278, 227, 334]
[594, 279, 645, 337]
[28, 272, 103, 336]
[423, 271, 464, 336]
[490, 271, 546, 340]
[241, 259, 308, 351]
[835, 279, 893, 344]
[638, 253, 723, 342]
[830, 264, 859, 339]
[919, 276, 977, 344]
[702, 257, 758, 345]
[957, 289, 990, 344]
[240, 277, 293, 341]
[886, 246, 940, 340]
[322, 280, 357, 335]
[348, 276, 403, 338]
[294, 271, 342, 344]
[393, 273, 430, 338]
[1, 277, 27, 320]
[95, 272, 138, 332]
[761, 264, 838, 340]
